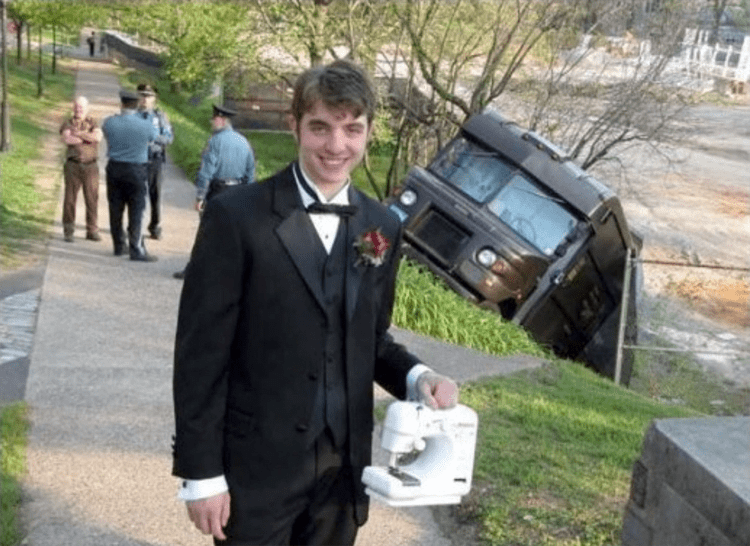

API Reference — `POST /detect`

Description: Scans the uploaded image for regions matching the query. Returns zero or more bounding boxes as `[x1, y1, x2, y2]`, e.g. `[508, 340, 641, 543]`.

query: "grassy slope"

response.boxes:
[1, 404, 29, 546]
[462, 363, 696, 545]
[0, 62, 74, 267]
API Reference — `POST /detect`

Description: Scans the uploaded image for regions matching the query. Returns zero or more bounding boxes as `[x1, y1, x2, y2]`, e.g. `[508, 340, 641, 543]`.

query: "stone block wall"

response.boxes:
[622, 417, 750, 546]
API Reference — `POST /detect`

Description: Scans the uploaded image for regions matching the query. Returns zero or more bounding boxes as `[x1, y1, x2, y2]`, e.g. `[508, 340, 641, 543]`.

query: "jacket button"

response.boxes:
[296, 423, 309, 432]
[308, 372, 319, 380]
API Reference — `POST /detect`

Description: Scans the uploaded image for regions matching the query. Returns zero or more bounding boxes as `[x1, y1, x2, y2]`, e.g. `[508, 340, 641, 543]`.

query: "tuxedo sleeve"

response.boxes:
[172, 198, 246, 480]
[372, 222, 421, 399]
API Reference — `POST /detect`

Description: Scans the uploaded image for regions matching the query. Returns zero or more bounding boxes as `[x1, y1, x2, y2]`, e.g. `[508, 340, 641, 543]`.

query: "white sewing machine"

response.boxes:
[362, 401, 478, 506]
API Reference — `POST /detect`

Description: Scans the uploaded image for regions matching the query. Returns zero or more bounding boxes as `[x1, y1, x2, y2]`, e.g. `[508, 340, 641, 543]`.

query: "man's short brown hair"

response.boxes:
[291, 59, 377, 125]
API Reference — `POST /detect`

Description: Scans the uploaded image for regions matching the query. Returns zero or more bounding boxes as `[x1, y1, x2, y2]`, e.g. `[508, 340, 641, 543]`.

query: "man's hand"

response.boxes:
[194, 199, 204, 213]
[416, 371, 459, 409]
[186, 492, 230, 540]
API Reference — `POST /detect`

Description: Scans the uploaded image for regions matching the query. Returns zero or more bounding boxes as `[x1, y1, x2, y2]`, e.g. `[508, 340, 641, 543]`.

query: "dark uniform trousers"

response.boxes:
[63, 158, 99, 237]
[146, 152, 164, 236]
[105, 160, 148, 257]
[217, 220, 358, 546]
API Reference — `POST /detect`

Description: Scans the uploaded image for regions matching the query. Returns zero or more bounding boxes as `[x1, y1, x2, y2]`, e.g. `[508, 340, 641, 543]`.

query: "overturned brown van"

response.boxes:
[386, 110, 642, 385]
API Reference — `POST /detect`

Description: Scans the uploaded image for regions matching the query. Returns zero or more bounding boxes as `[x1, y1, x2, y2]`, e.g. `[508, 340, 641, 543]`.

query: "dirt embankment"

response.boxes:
[605, 101, 750, 386]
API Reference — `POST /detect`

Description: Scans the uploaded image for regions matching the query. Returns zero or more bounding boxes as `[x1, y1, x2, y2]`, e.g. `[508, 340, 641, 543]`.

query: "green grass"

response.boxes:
[393, 260, 546, 357]
[1, 403, 29, 546]
[0, 59, 75, 268]
[460, 363, 698, 545]
[246, 131, 298, 181]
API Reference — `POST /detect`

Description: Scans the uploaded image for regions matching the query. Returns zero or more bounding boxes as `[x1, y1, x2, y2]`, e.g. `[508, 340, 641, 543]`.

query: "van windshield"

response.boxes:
[430, 136, 580, 256]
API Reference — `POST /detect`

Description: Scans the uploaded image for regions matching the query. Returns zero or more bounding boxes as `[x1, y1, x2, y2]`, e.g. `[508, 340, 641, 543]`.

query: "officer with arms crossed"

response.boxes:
[102, 89, 159, 262]
[138, 83, 174, 240]
[173, 104, 255, 279]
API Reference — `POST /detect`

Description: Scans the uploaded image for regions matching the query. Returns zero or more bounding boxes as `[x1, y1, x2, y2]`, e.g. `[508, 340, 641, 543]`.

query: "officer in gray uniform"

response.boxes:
[194, 104, 255, 208]
[102, 89, 159, 262]
[173, 104, 255, 278]
[138, 83, 174, 240]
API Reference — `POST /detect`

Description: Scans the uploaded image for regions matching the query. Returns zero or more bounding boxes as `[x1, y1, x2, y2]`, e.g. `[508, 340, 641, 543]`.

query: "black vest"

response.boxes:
[308, 220, 349, 447]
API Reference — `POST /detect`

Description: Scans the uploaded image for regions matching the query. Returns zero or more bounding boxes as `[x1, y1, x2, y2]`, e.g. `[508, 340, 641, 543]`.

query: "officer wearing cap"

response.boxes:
[193, 104, 255, 208]
[173, 103, 255, 279]
[138, 83, 174, 240]
[102, 89, 159, 261]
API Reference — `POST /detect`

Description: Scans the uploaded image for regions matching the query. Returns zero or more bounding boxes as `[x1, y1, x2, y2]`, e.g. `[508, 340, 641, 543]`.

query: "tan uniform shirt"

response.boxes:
[60, 116, 99, 163]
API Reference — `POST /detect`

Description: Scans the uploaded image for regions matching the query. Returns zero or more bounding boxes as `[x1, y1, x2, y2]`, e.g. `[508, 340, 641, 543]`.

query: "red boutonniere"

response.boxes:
[354, 228, 391, 267]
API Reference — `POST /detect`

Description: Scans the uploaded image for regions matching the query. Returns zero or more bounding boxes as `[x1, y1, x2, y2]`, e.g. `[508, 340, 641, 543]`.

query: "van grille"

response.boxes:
[412, 209, 471, 266]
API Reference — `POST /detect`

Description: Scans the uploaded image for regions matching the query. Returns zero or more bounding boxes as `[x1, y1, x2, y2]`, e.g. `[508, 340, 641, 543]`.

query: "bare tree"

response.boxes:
[519, 0, 694, 189]
[709, 0, 731, 44]
[246, 0, 698, 198]
[378, 0, 697, 195]
[362, 0, 584, 193]
[251, 0, 344, 70]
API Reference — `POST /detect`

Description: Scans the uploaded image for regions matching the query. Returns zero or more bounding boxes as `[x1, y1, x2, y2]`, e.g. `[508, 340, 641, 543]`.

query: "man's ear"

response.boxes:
[286, 114, 298, 142]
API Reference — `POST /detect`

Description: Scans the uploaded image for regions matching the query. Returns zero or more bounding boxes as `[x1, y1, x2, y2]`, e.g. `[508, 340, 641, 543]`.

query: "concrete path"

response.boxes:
[6, 55, 544, 546]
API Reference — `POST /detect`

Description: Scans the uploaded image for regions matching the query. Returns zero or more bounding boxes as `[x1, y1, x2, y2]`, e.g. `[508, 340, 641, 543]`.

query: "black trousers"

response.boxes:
[215, 430, 358, 546]
[105, 161, 148, 257]
[146, 156, 163, 234]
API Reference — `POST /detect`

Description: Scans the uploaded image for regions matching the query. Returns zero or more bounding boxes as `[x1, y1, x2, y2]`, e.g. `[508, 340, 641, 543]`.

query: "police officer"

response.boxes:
[137, 83, 174, 240]
[194, 104, 255, 207]
[173, 104, 255, 278]
[102, 89, 159, 262]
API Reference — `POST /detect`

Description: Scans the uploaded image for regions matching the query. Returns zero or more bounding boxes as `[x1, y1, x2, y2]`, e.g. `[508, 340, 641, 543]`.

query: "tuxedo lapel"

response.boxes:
[345, 188, 370, 323]
[273, 169, 328, 312]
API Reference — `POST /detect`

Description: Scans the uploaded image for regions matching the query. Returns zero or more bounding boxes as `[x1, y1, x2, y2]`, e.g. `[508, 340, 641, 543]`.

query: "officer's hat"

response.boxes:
[118, 89, 140, 102]
[212, 104, 237, 118]
[137, 83, 157, 96]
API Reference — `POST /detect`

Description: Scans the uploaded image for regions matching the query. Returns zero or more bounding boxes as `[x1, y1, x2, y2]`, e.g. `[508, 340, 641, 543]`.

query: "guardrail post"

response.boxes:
[614, 249, 634, 385]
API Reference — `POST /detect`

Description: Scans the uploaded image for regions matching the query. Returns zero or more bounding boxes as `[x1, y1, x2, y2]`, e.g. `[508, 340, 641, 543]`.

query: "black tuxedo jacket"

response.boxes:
[172, 163, 419, 524]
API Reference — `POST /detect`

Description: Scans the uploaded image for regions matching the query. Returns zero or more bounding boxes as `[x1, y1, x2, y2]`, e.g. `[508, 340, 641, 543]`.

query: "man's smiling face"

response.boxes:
[292, 100, 370, 197]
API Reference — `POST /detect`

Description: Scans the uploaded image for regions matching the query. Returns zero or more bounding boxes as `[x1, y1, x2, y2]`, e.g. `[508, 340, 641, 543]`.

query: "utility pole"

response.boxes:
[1, 0, 11, 152]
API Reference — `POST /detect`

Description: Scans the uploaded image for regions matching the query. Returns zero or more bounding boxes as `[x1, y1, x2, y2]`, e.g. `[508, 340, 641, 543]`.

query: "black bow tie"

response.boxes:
[307, 202, 358, 217]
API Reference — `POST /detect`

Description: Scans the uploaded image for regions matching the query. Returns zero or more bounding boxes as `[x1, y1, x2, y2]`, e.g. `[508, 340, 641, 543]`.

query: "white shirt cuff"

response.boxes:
[406, 363, 433, 401]
[177, 475, 229, 501]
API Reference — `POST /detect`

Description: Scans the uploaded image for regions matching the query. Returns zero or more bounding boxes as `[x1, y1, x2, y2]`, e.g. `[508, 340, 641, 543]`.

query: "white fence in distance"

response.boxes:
[681, 28, 750, 84]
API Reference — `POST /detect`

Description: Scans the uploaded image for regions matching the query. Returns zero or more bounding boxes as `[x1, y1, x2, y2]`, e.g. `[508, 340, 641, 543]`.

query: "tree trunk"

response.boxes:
[1, 0, 11, 151]
[16, 22, 22, 64]
[52, 25, 57, 74]
[37, 26, 43, 97]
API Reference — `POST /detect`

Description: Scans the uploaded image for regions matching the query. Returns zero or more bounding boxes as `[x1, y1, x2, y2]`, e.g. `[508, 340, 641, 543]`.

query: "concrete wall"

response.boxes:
[100, 31, 163, 76]
[622, 417, 750, 546]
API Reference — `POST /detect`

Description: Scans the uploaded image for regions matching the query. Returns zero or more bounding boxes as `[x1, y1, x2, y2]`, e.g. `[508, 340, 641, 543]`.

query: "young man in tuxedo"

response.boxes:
[172, 59, 458, 545]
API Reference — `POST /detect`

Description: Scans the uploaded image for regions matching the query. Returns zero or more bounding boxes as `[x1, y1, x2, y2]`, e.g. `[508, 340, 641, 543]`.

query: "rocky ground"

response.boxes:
[609, 99, 750, 389]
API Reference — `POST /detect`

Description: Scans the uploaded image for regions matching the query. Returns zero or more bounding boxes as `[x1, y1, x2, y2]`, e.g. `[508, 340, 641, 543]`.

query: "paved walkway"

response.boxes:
[2, 55, 544, 546]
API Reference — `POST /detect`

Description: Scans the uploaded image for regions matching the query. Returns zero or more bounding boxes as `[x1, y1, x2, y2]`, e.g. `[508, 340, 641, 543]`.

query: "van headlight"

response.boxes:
[399, 189, 417, 207]
[476, 248, 497, 268]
